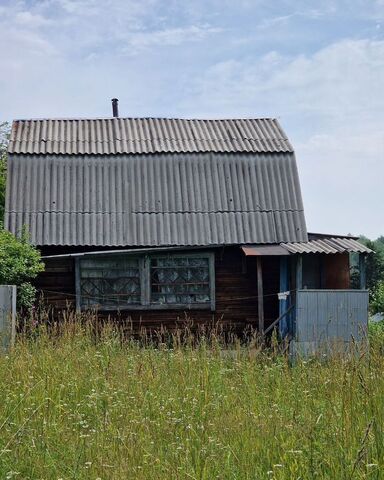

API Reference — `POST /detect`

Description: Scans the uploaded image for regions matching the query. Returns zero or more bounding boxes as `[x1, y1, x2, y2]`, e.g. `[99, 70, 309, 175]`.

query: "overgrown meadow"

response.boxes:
[0, 321, 383, 480]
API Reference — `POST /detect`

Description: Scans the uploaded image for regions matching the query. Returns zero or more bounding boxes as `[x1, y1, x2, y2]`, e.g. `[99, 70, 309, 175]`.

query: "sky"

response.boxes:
[0, 0, 383, 239]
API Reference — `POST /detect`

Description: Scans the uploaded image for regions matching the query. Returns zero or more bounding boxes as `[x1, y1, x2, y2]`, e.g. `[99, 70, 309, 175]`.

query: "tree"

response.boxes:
[0, 122, 44, 312]
[370, 281, 384, 315]
[364, 239, 384, 290]
[358, 236, 384, 313]
[0, 229, 44, 311]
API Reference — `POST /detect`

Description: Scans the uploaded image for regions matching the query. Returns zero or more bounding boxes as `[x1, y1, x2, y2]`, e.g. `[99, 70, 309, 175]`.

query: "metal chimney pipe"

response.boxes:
[111, 98, 119, 117]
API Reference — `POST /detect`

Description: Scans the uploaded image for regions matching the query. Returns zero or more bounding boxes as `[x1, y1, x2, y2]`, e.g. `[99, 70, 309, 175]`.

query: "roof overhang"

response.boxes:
[242, 245, 290, 256]
[242, 235, 374, 256]
[41, 244, 222, 260]
[42, 235, 373, 260]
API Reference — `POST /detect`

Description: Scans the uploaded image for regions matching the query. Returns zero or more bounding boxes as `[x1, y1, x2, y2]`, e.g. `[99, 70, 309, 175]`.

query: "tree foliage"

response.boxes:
[0, 229, 44, 310]
[370, 281, 384, 315]
[0, 122, 45, 311]
[358, 236, 384, 313]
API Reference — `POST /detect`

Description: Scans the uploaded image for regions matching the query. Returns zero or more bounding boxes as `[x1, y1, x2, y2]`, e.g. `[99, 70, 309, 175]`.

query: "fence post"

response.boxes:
[0, 285, 17, 351]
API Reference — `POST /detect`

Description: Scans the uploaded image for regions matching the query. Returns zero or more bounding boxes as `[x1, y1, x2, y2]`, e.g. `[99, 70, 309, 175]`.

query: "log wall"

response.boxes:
[36, 246, 280, 334]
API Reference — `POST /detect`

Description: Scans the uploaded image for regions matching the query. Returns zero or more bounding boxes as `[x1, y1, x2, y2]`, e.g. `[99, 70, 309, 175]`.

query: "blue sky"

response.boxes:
[0, 0, 383, 238]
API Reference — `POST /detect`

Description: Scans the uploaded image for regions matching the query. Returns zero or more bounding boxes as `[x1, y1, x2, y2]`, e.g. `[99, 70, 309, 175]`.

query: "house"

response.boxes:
[4, 102, 372, 339]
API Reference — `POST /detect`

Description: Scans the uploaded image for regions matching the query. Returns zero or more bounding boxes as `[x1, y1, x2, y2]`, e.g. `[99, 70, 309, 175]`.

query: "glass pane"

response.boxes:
[80, 255, 140, 308]
[150, 256, 210, 305]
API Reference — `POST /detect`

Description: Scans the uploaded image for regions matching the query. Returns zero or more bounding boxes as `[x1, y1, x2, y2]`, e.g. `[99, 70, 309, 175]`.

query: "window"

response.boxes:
[76, 252, 215, 311]
[150, 256, 210, 305]
[78, 256, 141, 309]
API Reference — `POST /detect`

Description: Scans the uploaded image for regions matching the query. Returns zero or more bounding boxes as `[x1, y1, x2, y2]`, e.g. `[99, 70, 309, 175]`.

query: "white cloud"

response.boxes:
[14, 11, 52, 28]
[180, 38, 384, 237]
[123, 24, 223, 53]
[183, 39, 384, 119]
[0, 0, 383, 237]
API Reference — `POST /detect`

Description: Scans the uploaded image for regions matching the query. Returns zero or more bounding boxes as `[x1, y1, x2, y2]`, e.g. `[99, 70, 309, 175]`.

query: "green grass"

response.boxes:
[0, 323, 383, 479]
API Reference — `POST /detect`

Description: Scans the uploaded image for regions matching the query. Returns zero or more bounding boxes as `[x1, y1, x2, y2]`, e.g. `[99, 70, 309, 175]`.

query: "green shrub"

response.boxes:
[368, 319, 384, 346]
[370, 281, 384, 314]
[0, 228, 44, 310]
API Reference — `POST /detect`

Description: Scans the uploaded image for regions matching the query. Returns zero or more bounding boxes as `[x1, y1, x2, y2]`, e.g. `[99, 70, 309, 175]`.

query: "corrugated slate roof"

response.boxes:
[5, 152, 307, 246]
[282, 237, 373, 254]
[8, 118, 293, 155]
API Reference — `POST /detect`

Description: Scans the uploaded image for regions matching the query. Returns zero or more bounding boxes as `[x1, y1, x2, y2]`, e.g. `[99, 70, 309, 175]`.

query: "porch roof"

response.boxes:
[242, 234, 373, 256]
[41, 234, 373, 260]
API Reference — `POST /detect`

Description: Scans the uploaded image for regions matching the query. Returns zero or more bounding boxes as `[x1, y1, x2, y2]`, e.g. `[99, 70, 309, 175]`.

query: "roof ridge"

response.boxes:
[12, 116, 278, 122]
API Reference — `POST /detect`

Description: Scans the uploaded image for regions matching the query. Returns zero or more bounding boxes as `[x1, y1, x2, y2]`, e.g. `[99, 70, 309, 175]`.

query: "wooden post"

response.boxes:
[296, 255, 303, 290]
[75, 257, 81, 312]
[257, 257, 264, 335]
[359, 253, 367, 289]
[279, 257, 289, 337]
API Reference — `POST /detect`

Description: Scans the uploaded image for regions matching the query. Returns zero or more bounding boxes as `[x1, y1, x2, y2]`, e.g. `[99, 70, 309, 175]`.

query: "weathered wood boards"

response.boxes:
[36, 247, 280, 334]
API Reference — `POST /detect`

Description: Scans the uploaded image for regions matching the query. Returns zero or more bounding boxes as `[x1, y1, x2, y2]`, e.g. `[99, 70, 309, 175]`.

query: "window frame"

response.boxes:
[76, 254, 144, 310]
[75, 251, 215, 312]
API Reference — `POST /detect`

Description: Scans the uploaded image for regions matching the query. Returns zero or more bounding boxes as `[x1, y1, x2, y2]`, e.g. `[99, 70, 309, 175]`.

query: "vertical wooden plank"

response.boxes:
[296, 255, 303, 290]
[359, 253, 367, 290]
[319, 255, 325, 288]
[209, 252, 216, 312]
[75, 257, 81, 312]
[142, 255, 150, 306]
[257, 257, 264, 334]
[279, 256, 289, 337]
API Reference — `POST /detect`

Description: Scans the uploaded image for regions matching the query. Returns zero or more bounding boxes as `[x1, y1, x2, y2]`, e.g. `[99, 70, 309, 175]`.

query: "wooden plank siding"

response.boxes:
[323, 253, 350, 289]
[35, 246, 280, 334]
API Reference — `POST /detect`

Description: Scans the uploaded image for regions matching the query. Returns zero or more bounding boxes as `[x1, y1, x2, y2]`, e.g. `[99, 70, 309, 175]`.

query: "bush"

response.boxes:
[370, 281, 384, 314]
[0, 228, 44, 310]
[368, 319, 384, 350]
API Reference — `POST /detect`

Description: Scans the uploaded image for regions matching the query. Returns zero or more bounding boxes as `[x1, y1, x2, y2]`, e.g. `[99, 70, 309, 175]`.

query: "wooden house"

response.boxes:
[4, 107, 372, 339]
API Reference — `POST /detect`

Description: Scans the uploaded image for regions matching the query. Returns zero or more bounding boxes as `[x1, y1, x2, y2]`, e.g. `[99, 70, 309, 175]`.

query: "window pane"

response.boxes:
[150, 256, 210, 305]
[80, 256, 140, 308]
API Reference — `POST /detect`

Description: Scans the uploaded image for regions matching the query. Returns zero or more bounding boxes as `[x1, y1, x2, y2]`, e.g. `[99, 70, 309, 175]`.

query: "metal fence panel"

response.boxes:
[0, 286, 16, 351]
[293, 289, 369, 356]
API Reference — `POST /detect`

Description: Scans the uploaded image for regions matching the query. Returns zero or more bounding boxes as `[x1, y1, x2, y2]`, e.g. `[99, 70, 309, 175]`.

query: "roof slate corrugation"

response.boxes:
[282, 237, 373, 254]
[5, 152, 307, 246]
[8, 118, 293, 155]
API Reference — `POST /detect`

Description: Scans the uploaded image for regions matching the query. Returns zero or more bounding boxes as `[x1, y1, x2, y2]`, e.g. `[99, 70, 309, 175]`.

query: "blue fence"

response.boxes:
[291, 289, 369, 357]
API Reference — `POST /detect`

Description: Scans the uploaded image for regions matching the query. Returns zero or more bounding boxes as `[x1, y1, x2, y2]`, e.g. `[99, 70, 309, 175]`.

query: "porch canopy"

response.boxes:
[241, 233, 373, 256]
[241, 233, 373, 335]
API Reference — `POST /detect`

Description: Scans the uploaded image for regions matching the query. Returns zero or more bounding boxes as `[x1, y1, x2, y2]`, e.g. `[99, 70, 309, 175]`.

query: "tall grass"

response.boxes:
[0, 321, 383, 479]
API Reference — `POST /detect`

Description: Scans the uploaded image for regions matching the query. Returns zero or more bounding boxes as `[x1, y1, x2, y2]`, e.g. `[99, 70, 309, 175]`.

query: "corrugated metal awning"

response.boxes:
[282, 237, 373, 254]
[242, 235, 373, 256]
